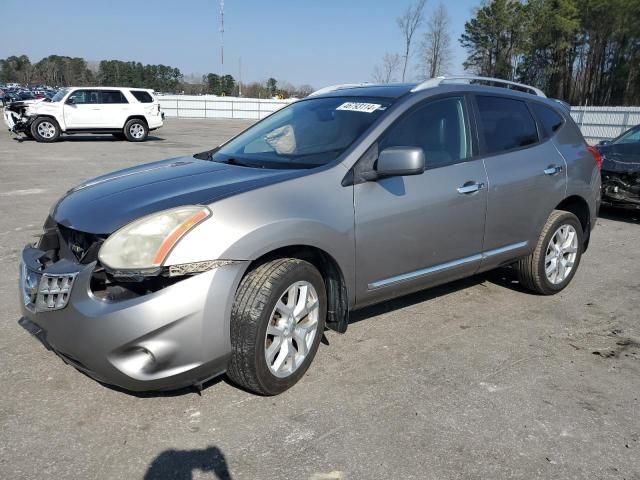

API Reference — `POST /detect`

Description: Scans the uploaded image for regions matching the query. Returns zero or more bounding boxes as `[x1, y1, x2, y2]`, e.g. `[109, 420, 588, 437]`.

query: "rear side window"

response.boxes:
[531, 103, 564, 138]
[476, 96, 539, 154]
[380, 96, 470, 169]
[99, 90, 128, 104]
[131, 90, 154, 103]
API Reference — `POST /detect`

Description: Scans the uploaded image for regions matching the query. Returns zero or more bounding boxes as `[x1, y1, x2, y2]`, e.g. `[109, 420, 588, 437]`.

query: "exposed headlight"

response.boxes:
[98, 206, 211, 273]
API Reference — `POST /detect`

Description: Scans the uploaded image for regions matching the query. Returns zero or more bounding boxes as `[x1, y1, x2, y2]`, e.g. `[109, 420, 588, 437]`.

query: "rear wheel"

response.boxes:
[123, 118, 148, 142]
[515, 210, 583, 295]
[227, 258, 326, 395]
[30, 117, 60, 143]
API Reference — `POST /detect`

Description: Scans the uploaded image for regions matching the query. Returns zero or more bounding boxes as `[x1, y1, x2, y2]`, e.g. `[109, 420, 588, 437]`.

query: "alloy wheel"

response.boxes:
[545, 224, 578, 284]
[265, 281, 320, 378]
[37, 121, 56, 139]
[129, 123, 145, 139]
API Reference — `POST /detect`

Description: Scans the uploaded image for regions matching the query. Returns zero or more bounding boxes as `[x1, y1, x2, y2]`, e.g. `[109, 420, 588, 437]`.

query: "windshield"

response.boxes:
[208, 96, 392, 169]
[51, 88, 68, 102]
[613, 126, 640, 145]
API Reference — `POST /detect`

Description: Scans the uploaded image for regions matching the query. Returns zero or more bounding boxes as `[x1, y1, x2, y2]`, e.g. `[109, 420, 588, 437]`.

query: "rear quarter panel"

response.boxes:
[552, 116, 600, 228]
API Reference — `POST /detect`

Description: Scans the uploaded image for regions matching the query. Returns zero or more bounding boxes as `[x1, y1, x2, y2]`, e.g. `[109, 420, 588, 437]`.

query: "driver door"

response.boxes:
[354, 96, 488, 306]
[63, 89, 102, 128]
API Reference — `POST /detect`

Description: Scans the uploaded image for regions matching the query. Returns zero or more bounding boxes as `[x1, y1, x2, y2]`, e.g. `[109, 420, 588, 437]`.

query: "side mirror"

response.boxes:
[376, 147, 425, 177]
[598, 139, 611, 146]
[65, 97, 75, 105]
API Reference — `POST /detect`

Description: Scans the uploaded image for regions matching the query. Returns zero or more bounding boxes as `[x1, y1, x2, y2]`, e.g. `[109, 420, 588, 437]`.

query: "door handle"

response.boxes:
[457, 182, 485, 194]
[544, 165, 563, 175]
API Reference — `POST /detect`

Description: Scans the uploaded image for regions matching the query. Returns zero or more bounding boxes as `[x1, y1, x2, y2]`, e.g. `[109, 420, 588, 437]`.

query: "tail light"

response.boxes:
[587, 145, 602, 170]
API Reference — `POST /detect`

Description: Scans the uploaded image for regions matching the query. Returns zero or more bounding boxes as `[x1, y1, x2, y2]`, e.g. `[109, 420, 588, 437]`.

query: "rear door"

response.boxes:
[96, 90, 130, 127]
[354, 95, 488, 306]
[473, 95, 567, 269]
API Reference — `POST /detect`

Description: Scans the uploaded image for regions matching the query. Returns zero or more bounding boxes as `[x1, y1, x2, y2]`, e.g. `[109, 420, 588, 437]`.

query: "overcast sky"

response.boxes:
[0, 0, 480, 87]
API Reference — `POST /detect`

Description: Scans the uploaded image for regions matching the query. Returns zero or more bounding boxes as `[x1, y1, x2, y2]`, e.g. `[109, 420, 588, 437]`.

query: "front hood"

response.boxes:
[52, 156, 304, 234]
[600, 150, 640, 173]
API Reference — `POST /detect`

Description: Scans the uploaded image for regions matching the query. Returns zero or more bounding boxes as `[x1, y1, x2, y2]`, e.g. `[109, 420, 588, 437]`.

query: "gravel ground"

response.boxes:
[1, 119, 639, 480]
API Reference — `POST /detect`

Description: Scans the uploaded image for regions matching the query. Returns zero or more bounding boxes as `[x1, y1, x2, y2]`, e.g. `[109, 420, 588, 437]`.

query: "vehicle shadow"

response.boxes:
[98, 374, 227, 398]
[144, 446, 232, 480]
[349, 269, 525, 325]
[598, 206, 640, 224]
[11, 135, 165, 143]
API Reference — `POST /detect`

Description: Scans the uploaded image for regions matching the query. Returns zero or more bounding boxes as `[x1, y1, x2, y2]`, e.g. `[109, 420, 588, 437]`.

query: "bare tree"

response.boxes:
[373, 53, 403, 83]
[397, 0, 427, 82]
[420, 3, 452, 79]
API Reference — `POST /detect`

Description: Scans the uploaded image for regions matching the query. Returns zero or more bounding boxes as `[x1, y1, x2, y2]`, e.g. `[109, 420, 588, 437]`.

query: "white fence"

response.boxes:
[158, 95, 638, 143]
[570, 106, 640, 143]
[158, 95, 293, 120]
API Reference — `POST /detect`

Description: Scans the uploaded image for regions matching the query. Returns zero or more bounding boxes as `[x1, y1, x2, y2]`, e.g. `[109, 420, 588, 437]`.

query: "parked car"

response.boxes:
[597, 124, 640, 208]
[3, 86, 163, 142]
[18, 76, 601, 395]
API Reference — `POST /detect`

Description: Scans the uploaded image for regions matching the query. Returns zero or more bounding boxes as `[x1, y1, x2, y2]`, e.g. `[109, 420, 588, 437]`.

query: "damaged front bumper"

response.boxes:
[601, 170, 640, 208]
[3, 103, 33, 134]
[18, 239, 248, 392]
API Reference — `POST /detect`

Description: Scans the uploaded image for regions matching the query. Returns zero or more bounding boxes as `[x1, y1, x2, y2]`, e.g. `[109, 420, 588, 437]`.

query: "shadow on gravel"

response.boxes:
[12, 135, 165, 143]
[598, 206, 640, 224]
[349, 266, 529, 326]
[144, 446, 232, 480]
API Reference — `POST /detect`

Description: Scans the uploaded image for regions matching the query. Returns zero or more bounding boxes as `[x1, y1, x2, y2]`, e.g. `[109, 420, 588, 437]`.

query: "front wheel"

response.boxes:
[515, 210, 583, 295]
[30, 117, 60, 143]
[123, 118, 148, 142]
[227, 258, 327, 395]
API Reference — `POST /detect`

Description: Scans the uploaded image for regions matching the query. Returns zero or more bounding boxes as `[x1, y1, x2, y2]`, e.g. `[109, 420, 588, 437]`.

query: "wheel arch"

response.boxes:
[555, 195, 592, 251]
[244, 245, 349, 333]
[124, 115, 148, 127]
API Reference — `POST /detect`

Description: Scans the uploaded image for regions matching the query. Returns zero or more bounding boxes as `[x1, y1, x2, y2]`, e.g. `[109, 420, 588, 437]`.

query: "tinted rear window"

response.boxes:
[476, 96, 539, 154]
[531, 103, 564, 138]
[100, 90, 128, 104]
[131, 90, 154, 103]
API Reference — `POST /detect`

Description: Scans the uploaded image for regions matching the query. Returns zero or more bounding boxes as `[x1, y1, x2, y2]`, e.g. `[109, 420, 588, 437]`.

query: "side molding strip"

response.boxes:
[368, 241, 528, 290]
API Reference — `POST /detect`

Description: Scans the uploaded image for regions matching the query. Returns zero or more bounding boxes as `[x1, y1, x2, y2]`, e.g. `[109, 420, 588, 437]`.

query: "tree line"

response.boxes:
[460, 0, 640, 106]
[375, 0, 640, 106]
[0, 54, 314, 98]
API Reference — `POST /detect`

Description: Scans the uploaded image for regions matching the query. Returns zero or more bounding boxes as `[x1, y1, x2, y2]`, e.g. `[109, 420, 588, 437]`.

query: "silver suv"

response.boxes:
[18, 76, 601, 395]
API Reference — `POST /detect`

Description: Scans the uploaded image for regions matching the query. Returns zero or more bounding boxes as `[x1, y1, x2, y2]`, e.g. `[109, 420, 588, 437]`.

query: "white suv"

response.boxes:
[3, 87, 164, 142]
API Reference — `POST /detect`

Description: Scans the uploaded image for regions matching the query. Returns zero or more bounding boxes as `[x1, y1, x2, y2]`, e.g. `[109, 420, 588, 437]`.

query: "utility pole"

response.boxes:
[238, 57, 242, 97]
[219, 0, 225, 73]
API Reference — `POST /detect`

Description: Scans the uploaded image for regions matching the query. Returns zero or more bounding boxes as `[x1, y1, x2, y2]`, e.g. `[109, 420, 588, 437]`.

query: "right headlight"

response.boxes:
[98, 206, 211, 273]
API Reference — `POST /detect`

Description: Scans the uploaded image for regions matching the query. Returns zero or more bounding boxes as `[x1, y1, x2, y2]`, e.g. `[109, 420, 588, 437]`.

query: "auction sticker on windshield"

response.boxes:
[336, 102, 382, 113]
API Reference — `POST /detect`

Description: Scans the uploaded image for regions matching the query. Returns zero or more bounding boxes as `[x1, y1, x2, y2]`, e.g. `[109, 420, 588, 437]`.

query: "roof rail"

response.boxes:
[308, 83, 373, 97]
[411, 75, 546, 98]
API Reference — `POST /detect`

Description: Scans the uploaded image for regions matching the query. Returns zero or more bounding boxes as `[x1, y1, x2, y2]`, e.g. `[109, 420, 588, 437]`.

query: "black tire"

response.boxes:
[112, 132, 125, 140]
[123, 118, 148, 142]
[227, 258, 327, 395]
[30, 117, 60, 143]
[515, 210, 583, 295]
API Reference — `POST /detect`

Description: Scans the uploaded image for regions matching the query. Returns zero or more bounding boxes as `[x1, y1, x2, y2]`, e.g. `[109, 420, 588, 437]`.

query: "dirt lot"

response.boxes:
[1, 119, 639, 480]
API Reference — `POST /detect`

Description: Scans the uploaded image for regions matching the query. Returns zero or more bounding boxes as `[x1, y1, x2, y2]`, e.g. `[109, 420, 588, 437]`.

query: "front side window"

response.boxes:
[67, 90, 98, 104]
[476, 96, 539, 154]
[613, 126, 640, 144]
[379, 96, 470, 169]
[210, 96, 392, 169]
